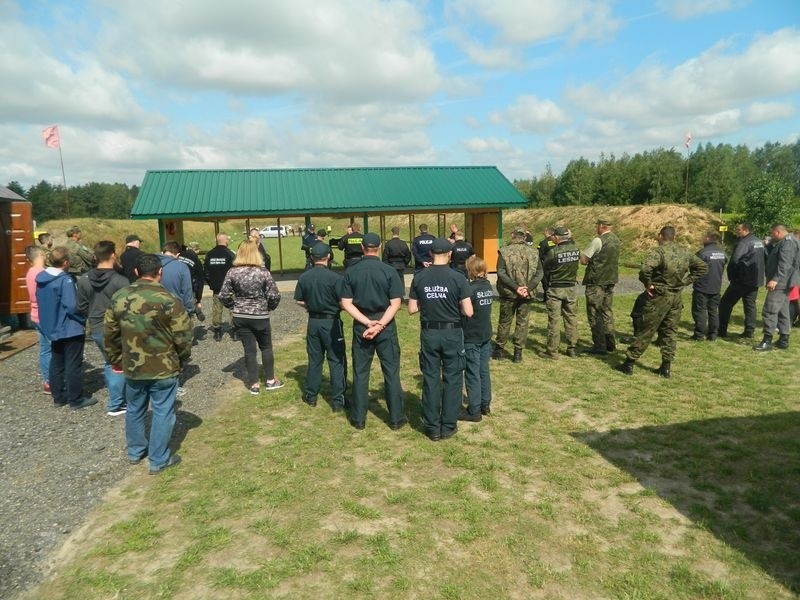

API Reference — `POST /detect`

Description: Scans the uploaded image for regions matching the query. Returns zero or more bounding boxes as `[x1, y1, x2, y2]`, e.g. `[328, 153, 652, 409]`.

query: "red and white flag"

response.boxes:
[684, 132, 692, 149]
[43, 125, 60, 149]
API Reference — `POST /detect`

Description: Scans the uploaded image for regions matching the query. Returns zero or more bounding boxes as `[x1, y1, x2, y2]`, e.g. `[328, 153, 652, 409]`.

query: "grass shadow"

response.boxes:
[574, 412, 800, 592]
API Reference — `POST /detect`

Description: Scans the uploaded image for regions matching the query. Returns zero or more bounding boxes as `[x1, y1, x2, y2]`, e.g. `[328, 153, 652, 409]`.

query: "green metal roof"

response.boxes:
[132, 166, 526, 219]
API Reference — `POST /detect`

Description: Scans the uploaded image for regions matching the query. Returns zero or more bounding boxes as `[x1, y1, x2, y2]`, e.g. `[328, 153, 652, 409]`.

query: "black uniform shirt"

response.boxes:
[383, 237, 412, 270]
[463, 277, 494, 344]
[412, 233, 436, 268]
[409, 265, 470, 324]
[693, 242, 727, 294]
[294, 265, 344, 315]
[341, 256, 403, 315]
[337, 232, 365, 261]
[449, 240, 475, 272]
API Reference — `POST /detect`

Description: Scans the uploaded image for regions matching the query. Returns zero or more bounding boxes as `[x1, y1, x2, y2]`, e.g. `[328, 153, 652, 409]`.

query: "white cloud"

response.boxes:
[462, 136, 515, 153]
[446, 0, 620, 45]
[96, 0, 441, 103]
[745, 101, 794, 125]
[566, 27, 800, 135]
[657, 0, 747, 20]
[490, 95, 571, 133]
[0, 20, 150, 127]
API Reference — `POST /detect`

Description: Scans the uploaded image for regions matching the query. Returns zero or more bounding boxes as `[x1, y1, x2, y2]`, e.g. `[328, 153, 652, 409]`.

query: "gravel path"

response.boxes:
[0, 288, 309, 600]
[0, 274, 644, 599]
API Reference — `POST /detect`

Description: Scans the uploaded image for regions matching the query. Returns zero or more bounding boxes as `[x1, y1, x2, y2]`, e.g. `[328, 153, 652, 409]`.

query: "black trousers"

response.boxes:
[692, 291, 721, 338]
[50, 334, 85, 405]
[718, 281, 759, 335]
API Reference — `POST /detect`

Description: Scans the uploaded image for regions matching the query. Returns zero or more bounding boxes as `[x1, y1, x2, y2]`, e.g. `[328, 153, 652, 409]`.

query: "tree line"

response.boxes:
[4, 180, 139, 223]
[514, 140, 799, 232]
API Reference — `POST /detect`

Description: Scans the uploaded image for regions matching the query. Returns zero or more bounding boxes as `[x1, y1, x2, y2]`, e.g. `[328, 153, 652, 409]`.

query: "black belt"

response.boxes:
[308, 312, 338, 319]
[550, 282, 576, 288]
[421, 322, 462, 330]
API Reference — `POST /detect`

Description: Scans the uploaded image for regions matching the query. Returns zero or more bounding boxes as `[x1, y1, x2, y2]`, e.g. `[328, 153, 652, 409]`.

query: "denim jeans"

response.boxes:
[464, 340, 491, 415]
[33, 322, 51, 384]
[125, 377, 178, 468]
[91, 329, 126, 411]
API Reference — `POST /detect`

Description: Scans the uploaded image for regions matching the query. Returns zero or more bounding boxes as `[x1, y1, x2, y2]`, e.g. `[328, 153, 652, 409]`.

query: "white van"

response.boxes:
[259, 225, 288, 238]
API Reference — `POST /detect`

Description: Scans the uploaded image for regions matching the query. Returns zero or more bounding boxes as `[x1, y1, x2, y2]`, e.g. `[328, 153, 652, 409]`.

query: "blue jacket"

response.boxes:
[159, 255, 195, 314]
[35, 268, 86, 341]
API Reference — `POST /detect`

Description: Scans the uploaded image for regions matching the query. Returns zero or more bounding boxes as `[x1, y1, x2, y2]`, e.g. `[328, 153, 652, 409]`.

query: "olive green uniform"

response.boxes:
[409, 265, 470, 439]
[582, 231, 620, 351]
[494, 240, 543, 352]
[626, 243, 708, 362]
[64, 238, 94, 277]
[294, 265, 347, 409]
[341, 256, 405, 427]
[542, 239, 580, 356]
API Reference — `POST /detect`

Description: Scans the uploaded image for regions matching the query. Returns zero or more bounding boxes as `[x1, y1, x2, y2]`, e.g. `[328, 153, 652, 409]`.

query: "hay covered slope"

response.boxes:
[506, 204, 726, 261]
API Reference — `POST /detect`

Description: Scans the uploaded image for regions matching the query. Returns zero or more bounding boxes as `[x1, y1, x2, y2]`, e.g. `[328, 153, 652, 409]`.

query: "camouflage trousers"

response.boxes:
[211, 293, 231, 329]
[585, 284, 615, 348]
[626, 292, 682, 362]
[545, 286, 578, 354]
[495, 298, 533, 351]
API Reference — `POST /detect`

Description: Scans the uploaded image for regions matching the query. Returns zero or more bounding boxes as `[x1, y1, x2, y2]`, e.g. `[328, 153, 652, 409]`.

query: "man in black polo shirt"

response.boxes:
[120, 234, 144, 283]
[449, 232, 474, 276]
[295, 243, 346, 411]
[382, 226, 412, 287]
[412, 223, 436, 272]
[408, 238, 473, 441]
[340, 233, 406, 430]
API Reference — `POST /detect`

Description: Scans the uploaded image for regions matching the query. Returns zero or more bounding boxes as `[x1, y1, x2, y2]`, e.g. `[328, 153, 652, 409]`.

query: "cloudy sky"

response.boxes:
[2, 0, 798, 189]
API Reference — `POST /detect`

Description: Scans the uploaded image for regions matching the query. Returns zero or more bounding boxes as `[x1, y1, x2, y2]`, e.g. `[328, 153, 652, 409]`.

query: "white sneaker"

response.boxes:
[176, 386, 187, 397]
[107, 407, 127, 416]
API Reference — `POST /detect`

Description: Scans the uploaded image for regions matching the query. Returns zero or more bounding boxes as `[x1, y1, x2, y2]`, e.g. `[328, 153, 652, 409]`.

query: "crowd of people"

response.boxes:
[23, 219, 800, 469]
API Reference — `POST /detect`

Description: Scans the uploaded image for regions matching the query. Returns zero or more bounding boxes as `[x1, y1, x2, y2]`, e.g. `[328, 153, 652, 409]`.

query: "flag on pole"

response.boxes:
[43, 125, 60, 149]
[684, 132, 692, 149]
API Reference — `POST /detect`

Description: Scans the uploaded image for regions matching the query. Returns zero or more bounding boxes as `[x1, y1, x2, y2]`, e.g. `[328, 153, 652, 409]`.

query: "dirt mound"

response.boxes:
[504, 204, 726, 260]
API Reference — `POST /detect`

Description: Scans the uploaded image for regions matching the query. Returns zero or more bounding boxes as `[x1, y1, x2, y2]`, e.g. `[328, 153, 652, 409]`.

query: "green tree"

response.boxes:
[553, 158, 596, 205]
[5, 181, 26, 197]
[529, 163, 557, 206]
[27, 180, 63, 222]
[743, 173, 796, 236]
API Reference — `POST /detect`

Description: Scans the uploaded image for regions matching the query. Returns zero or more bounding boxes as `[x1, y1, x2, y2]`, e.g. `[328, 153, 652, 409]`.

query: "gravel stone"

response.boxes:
[0, 289, 309, 599]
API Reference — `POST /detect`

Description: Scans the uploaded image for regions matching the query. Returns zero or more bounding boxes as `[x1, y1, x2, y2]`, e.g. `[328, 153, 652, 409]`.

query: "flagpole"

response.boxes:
[684, 132, 692, 204]
[684, 146, 689, 204]
[58, 145, 69, 217]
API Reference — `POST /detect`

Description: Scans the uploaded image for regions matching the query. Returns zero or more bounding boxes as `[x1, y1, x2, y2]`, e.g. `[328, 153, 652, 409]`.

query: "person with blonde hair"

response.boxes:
[218, 241, 282, 394]
[461, 255, 494, 419]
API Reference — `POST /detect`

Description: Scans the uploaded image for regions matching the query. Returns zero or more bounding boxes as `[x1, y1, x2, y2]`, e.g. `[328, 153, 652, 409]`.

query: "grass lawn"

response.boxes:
[33, 293, 799, 599]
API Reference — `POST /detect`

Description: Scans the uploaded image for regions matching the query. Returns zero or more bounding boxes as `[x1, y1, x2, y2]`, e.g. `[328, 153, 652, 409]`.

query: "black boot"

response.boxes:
[753, 334, 773, 351]
[491, 345, 504, 360]
[775, 334, 789, 349]
[657, 361, 671, 378]
[615, 358, 635, 375]
[513, 348, 523, 363]
[605, 334, 616, 352]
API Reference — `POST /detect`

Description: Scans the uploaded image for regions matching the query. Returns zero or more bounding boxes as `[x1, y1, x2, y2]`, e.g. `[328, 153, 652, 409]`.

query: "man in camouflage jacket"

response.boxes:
[104, 253, 193, 474]
[63, 225, 94, 279]
[493, 228, 543, 363]
[616, 227, 707, 378]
